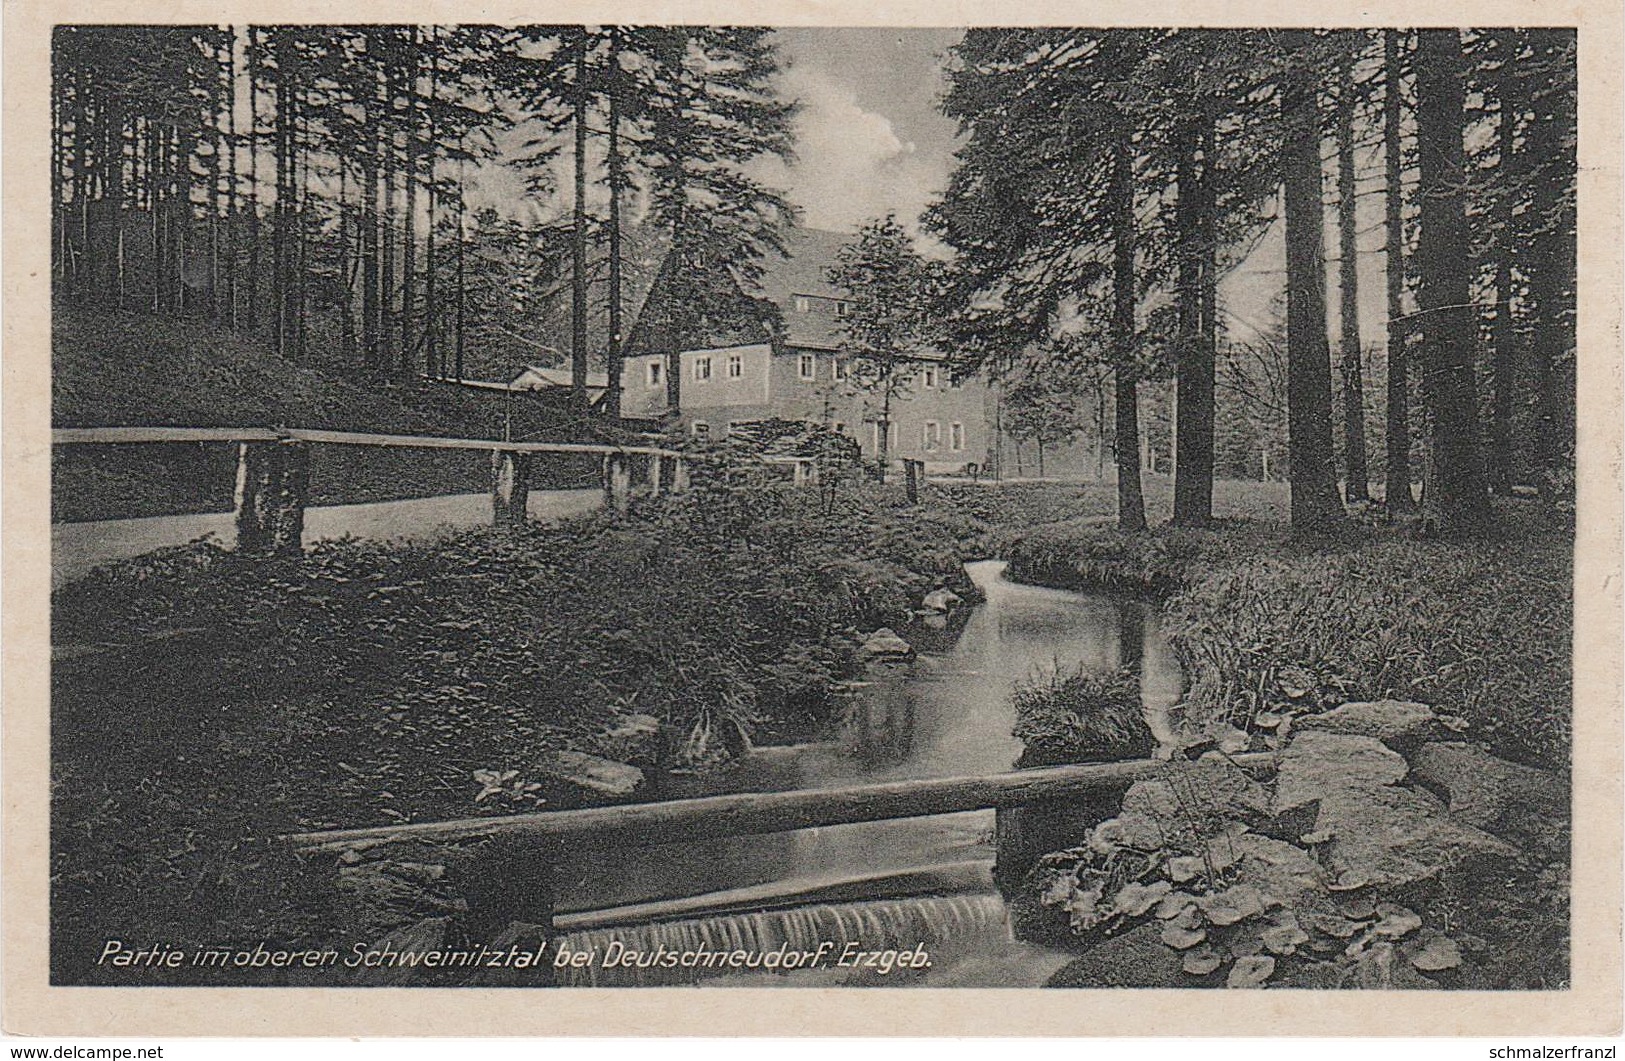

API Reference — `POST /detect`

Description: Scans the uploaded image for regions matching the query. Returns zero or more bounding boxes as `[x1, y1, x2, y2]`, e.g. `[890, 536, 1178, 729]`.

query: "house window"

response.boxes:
[692, 421, 710, 440]
[835, 300, 851, 318]
[833, 359, 848, 381]
[950, 422, 964, 451]
[833, 421, 845, 435]
[798, 354, 816, 381]
[923, 367, 938, 389]
[923, 421, 941, 451]
[647, 361, 662, 387]
[794, 296, 810, 314]
[727, 354, 743, 378]
[694, 356, 712, 382]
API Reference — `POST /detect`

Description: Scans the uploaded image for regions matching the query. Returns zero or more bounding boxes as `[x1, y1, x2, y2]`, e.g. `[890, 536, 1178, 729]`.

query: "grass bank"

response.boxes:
[999, 498, 1572, 770]
[49, 478, 988, 983]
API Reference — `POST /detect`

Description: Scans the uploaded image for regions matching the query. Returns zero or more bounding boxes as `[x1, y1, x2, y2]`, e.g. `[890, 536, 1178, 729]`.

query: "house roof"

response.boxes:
[752, 227, 851, 351]
[512, 365, 609, 391]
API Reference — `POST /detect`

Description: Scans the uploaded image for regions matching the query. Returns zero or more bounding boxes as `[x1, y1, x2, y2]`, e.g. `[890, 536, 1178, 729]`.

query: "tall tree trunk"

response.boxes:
[1414, 28, 1491, 535]
[424, 27, 439, 379]
[399, 26, 419, 380]
[1383, 30, 1415, 512]
[1172, 112, 1215, 526]
[455, 137, 466, 382]
[570, 33, 591, 412]
[1337, 44, 1371, 503]
[1523, 30, 1577, 509]
[246, 29, 260, 331]
[225, 27, 239, 330]
[604, 31, 625, 421]
[1489, 36, 1520, 496]
[1280, 37, 1346, 537]
[1111, 116, 1147, 532]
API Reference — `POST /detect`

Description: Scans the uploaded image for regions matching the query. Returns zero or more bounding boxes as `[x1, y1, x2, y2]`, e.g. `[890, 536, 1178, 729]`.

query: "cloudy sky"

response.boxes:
[751, 28, 964, 237]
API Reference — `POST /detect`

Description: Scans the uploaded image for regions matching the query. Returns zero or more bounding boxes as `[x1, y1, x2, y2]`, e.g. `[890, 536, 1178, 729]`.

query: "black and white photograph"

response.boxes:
[9, 3, 1620, 1035]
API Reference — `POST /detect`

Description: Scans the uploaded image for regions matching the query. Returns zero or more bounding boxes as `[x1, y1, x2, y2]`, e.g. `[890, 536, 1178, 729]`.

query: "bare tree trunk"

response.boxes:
[1337, 44, 1371, 503]
[1112, 115, 1147, 531]
[1414, 28, 1492, 535]
[1172, 111, 1215, 526]
[1383, 30, 1415, 512]
[570, 33, 591, 413]
[604, 31, 625, 420]
[1281, 35, 1347, 537]
[1489, 38, 1520, 496]
[399, 26, 419, 380]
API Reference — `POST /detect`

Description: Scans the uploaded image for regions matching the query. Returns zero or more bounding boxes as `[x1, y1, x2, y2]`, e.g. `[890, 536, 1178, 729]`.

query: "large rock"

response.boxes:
[859, 626, 915, 659]
[1315, 783, 1520, 888]
[1274, 731, 1408, 811]
[537, 750, 645, 799]
[1121, 759, 1272, 832]
[1296, 700, 1438, 748]
[1044, 922, 1197, 988]
[1408, 742, 1570, 856]
[921, 587, 963, 614]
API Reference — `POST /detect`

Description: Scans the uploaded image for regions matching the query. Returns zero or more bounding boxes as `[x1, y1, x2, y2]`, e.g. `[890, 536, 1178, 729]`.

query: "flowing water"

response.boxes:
[549, 560, 1185, 986]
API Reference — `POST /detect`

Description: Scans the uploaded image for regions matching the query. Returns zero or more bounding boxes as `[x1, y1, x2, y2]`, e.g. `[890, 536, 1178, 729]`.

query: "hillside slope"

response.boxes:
[52, 306, 628, 522]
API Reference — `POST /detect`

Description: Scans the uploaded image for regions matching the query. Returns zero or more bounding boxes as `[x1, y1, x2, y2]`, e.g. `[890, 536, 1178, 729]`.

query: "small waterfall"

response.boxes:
[554, 893, 1012, 987]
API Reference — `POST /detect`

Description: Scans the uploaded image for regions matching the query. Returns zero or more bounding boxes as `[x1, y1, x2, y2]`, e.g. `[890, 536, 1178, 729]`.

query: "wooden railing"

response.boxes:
[53, 426, 690, 553]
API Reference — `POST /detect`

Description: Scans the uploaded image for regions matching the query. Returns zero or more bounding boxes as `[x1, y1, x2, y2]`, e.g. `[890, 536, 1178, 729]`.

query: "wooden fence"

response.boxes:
[53, 426, 690, 555]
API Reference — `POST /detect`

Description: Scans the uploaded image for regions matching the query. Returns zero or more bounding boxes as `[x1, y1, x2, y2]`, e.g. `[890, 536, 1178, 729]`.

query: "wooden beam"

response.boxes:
[53, 426, 682, 460]
[280, 428, 680, 459]
[53, 426, 280, 445]
[286, 752, 1276, 855]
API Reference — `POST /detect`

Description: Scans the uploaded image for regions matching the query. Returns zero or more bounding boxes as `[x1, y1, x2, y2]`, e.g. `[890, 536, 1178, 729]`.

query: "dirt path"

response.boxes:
[51, 488, 602, 588]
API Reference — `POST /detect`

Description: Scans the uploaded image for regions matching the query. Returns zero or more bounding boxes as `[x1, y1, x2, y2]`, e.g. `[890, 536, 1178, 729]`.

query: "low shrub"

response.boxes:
[1011, 665, 1153, 767]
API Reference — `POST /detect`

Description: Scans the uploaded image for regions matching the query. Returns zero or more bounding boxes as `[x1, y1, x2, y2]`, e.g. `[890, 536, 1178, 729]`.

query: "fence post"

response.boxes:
[672, 457, 690, 493]
[270, 440, 310, 556]
[603, 452, 631, 515]
[456, 837, 557, 986]
[490, 449, 532, 531]
[235, 439, 308, 556]
[646, 453, 665, 497]
[233, 441, 276, 554]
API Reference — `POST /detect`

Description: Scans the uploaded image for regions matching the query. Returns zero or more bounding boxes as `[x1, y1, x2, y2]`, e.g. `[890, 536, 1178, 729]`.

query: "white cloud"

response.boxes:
[750, 64, 949, 237]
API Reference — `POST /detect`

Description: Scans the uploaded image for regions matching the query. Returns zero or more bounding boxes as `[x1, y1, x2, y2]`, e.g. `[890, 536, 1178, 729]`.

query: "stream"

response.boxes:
[549, 559, 1185, 986]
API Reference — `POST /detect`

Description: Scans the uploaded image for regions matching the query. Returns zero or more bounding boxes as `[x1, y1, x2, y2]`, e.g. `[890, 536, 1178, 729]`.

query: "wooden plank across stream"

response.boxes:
[286, 752, 1278, 855]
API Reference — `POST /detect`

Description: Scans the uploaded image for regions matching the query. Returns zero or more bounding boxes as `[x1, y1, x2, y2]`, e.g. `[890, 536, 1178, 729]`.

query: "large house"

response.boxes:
[622, 227, 993, 475]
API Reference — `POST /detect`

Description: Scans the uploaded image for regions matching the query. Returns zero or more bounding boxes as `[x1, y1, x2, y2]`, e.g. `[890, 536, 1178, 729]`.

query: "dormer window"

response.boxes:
[923, 367, 938, 389]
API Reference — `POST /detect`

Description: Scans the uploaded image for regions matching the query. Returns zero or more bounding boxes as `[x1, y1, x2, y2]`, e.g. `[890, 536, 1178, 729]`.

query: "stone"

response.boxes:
[858, 627, 915, 660]
[1274, 731, 1408, 811]
[1408, 742, 1570, 856]
[1296, 700, 1438, 748]
[537, 750, 645, 799]
[1314, 783, 1520, 889]
[1044, 922, 1196, 988]
[921, 587, 963, 614]
[1233, 833, 1331, 911]
[1120, 759, 1271, 835]
[600, 712, 667, 766]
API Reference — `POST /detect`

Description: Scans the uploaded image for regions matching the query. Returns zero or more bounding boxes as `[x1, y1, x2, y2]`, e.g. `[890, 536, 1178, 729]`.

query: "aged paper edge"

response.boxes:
[4, 0, 1620, 1038]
